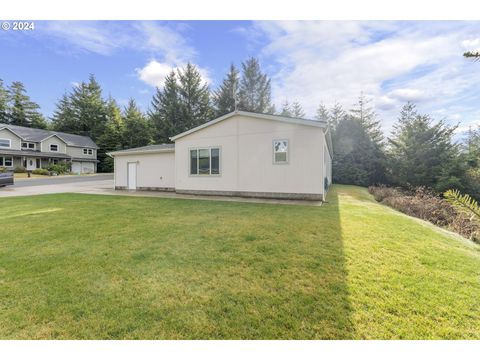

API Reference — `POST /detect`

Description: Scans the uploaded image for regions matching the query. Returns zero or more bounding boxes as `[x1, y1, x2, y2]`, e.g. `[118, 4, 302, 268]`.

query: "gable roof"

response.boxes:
[169, 110, 328, 141]
[108, 144, 175, 157]
[0, 123, 98, 148]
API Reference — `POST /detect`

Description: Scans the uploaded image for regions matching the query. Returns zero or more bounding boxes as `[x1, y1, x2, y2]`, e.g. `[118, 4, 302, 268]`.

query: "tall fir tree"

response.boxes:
[291, 101, 306, 118]
[149, 71, 183, 143]
[329, 102, 346, 131]
[213, 64, 239, 117]
[388, 102, 463, 192]
[238, 57, 273, 113]
[177, 63, 213, 130]
[69, 74, 108, 140]
[330, 95, 386, 186]
[0, 79, 8, 124]
[280, 100, 292, 117]
[97, 98, 125, 172]
[7, 81, 47, 128]
[123, 99, 153, 149]
[51, 93, 76, 132]
[315, 103, 329, 123]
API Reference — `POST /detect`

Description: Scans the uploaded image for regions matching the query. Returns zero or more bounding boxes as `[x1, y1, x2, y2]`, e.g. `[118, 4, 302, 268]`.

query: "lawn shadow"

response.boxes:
[310, 185, 354, 338]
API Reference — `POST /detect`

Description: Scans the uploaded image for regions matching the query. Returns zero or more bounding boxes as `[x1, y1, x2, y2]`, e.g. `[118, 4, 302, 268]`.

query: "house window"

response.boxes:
[22, 142, 35, 150]
[52, 159, 59, 165]
[273, 140, 289, 164]
[190, 147, 220, 175]
[83, 148, 93, 155]
[1, 156, 13, 167]
[50, 144, 58, 152]
[0, 138, 11, 148]
[88, 149, 93, 155]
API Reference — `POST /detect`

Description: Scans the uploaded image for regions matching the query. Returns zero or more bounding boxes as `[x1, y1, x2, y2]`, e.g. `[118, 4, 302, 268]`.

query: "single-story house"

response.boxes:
[0, 124, 98, 173]
[108, 111, 332, 200]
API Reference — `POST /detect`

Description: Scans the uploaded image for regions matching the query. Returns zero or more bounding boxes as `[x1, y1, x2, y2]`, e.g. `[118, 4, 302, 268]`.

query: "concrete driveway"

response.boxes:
[0, 173, 321, 205]
[0, 174, 113, 197]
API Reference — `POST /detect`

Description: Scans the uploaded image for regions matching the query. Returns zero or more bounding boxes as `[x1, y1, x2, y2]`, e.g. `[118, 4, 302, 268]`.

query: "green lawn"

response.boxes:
[1, 185, 479, 339]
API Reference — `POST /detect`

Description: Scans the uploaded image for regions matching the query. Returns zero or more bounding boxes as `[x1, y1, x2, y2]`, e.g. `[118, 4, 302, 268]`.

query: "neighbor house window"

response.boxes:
[22, 142, 35, 150]
[83, 148, 93, 155]
[50, 144, 58, 152]
[190, 147, 220, 175]
[88, 149, 93, 155]
[273, 140, 289, 164]
[0, 138, 11, 148]
[3, 156, 13, 167]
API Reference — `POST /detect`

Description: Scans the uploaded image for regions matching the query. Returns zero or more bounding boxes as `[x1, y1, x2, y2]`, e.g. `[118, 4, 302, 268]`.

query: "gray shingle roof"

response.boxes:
[0, 123, 98, 148]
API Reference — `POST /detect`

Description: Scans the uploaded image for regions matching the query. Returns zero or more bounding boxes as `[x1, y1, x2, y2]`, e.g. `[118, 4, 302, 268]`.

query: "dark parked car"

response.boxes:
[0, 170, 14, 187]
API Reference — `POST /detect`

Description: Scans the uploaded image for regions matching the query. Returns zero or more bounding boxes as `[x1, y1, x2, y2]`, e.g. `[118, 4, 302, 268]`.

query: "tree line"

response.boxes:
[318, 96, 480, 200]
[0, 58, 291, 172]
[1, 57, 478, 201]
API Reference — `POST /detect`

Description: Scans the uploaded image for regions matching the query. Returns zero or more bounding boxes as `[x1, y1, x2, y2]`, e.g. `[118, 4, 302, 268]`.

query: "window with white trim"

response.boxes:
[0, 156, 13, 167]
[22, 142, 35, 150]
[190, 147, 220, 175]
[0, 138, 11, 148]
[273, 140, 289, 164]
[83, 148, 93, 155]
[50, 144, 59, 152]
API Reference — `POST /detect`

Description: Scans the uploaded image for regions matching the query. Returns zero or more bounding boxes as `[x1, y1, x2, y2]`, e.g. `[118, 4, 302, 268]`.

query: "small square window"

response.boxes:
[50, 144, 58, 152]
[28, 143, 35, 149]
[88, 149, 93, 155]
[4, 157, 13, 167]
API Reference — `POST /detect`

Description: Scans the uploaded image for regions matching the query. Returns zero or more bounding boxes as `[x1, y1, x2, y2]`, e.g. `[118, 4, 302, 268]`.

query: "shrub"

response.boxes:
[14, 166, 26, 173]
[32, 168, 49, 176]
[0, 166, 6, 173]
[47, 163, 70, 174]
[369, 185, 480, 242]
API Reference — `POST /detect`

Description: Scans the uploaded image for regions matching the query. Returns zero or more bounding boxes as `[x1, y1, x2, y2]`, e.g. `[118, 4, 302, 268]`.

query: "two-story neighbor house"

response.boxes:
[0, 124, 98, 174]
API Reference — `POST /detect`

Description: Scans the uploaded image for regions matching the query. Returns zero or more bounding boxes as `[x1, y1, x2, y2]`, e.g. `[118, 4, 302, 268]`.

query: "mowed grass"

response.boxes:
[0, 185, 479, 339]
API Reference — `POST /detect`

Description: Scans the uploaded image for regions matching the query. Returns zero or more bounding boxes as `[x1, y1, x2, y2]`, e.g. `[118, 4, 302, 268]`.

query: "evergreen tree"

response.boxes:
[51, 93, 76, 132]
[330, 95, 386, 186]
[280, 100, 292, 117]
[388, 102, 463, 192]
[291, 101, 306, 118]
[149, 71, 183, 143]
[213, 64, 239, 117]
[7, 81, 46, 128]
[0, 79, 8, 124]
[332, 114, 385, 186]
[97, 98, 125, 172]
[123, 99, 153, 149]
[238, 57, 272, 113]
[177, 63, 213, 130]
[462, 126, 480, 200]
[315, 103, 329, 123]
[329, 102, 346, 131]
[69, 75, 107, 140]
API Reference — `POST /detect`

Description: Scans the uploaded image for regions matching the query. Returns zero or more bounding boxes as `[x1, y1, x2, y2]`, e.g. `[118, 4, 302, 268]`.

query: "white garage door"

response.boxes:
[72, 161, 95, 174]
[72, 161, 82, 174]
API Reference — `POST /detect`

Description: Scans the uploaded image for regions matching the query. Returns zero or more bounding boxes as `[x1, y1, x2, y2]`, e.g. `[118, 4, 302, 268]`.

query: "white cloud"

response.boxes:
[250, 21, 480, 132]
[135, 59, 211, 88]
[136, 60, 173, 88]
[387, 88, 428, 102]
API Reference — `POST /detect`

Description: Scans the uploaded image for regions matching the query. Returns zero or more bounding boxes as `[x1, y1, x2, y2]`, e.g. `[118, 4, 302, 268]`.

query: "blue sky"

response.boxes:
[1, 20, 480, 135]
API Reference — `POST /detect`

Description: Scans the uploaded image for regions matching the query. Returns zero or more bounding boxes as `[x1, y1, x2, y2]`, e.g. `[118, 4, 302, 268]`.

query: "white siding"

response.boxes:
[114, 152, 175, 189]
[174, 115, 325, 196]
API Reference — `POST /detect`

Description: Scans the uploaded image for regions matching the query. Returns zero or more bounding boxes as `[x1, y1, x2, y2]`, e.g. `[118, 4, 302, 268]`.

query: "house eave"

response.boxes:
[170, 110, 327, 141]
